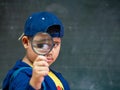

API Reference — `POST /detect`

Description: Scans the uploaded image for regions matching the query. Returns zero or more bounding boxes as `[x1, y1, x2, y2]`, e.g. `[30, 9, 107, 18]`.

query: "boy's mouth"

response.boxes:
[46, 57, 53, 63]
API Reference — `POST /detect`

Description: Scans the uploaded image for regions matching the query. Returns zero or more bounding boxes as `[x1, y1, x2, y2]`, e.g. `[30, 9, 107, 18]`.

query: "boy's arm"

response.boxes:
[30, 56, 49, 90]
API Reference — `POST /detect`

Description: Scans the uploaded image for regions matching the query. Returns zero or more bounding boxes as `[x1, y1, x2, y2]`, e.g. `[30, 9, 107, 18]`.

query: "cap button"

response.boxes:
[42, 17, 45, 20]
[29, 16, 32, 19]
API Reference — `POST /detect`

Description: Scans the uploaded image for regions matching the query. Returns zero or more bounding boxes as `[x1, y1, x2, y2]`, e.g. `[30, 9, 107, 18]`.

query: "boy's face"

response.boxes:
[22, 36, 61, 66]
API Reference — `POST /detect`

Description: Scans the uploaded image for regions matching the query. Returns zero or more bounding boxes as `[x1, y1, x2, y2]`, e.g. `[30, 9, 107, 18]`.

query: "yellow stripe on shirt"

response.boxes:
[48, 71, 64, 90]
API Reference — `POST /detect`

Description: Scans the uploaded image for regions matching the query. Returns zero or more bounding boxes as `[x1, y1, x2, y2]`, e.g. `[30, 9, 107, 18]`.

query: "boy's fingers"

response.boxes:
[35, 55, 47, 62]
[33, 60, 49, 67]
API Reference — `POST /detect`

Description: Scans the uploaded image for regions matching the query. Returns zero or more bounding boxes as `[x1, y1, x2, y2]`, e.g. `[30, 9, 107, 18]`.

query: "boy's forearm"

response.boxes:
[29, 78, 42, 90]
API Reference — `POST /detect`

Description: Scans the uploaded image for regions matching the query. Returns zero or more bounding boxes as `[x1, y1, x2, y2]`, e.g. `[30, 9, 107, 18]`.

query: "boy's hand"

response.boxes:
[30, 56, 49, 89]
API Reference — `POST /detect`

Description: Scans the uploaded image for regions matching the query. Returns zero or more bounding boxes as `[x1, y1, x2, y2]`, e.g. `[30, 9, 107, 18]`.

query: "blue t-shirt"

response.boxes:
[2, 59, 70, 90]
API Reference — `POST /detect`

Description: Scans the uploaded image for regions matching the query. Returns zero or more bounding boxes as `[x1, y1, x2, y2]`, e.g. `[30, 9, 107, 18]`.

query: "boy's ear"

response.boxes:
[22, 36, 30, 49]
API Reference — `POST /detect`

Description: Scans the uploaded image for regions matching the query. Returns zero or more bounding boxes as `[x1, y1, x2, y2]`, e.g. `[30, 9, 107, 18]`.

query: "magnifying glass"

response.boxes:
[31, 32, 54, 55]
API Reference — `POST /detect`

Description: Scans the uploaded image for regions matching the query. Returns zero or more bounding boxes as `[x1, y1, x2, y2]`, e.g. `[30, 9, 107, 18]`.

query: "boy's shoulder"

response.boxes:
[10, 59, 33, 79]
[2, 59, 32, 90]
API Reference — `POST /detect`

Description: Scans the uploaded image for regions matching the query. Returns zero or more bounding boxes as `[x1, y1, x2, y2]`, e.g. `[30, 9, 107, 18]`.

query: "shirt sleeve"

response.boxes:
[9, 71, 35, 90]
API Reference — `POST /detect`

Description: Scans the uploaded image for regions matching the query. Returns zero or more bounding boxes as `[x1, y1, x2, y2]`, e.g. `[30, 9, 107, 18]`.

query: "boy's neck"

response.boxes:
[22, 56, 33, 67]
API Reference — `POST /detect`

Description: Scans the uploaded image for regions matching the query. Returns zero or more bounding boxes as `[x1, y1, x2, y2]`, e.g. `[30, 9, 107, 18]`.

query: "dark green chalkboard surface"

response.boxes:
[0, 0, 120, 90]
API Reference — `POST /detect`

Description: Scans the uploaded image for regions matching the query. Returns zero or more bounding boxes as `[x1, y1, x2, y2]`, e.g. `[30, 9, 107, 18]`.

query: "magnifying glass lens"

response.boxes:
[32, 32, 53, 55]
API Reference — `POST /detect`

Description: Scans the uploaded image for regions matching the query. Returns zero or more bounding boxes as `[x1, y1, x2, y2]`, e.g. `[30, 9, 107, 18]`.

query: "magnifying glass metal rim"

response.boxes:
[31, 32, 54, 56]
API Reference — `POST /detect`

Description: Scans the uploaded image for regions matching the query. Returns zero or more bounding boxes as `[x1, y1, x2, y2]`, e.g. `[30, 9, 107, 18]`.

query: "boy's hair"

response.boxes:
[18, 12, 64, 40]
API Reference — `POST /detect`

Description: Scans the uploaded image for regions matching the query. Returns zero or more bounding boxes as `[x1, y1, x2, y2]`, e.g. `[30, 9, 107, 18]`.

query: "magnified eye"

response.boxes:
[31, 32, 54, 55]
[37, 43, 50, 50]
[37, 44, 44, 48]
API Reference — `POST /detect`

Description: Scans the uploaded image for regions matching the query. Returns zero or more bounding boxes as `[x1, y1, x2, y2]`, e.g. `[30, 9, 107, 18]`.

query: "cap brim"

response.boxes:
[18, 33, 24, 40]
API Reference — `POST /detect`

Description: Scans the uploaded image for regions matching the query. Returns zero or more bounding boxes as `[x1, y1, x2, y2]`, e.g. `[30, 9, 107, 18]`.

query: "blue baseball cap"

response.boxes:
[24, 12, 64, 38]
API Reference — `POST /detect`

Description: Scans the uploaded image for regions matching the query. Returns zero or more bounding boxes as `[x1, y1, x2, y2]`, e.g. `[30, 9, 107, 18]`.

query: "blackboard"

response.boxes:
[0, 0, 120, 90]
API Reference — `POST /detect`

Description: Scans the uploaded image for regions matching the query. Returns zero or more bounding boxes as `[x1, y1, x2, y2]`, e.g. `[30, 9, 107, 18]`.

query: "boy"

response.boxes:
[2, 11, 70, 90]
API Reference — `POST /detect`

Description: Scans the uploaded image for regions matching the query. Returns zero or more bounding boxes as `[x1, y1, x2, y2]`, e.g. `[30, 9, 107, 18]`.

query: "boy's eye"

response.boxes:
[53, 42, 60, 48]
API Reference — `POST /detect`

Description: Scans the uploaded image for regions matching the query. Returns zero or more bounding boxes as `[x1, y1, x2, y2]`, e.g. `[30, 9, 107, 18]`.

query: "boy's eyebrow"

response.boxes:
[53, 40, 61, 43]
[54, 41, 61, 43]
